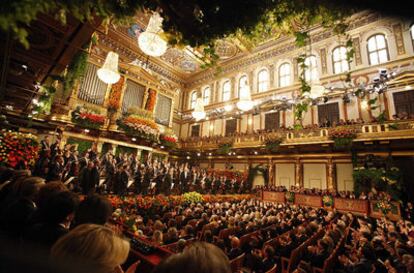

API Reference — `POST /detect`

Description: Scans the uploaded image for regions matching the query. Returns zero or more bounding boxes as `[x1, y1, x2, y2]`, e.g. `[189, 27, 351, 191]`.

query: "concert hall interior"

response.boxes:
[1, 1, 414, 273]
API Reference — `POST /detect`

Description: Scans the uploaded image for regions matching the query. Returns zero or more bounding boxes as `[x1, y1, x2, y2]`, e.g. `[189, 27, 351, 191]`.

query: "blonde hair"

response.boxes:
[51, 224, 130, 273]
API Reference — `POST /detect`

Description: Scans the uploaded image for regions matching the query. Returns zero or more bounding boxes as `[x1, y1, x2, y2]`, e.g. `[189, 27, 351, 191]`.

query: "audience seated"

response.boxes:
[50, 224, 130, 273]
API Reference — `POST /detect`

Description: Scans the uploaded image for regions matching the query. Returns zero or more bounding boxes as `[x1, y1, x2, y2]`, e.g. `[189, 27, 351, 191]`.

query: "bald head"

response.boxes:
[231, 237, 240, 249]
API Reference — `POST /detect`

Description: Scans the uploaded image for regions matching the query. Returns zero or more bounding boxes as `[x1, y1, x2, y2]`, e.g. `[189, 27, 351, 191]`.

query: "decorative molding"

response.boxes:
[353, 37, 363, 66]
[185, 12, 382, 88]
[393, 23, 406, 55]
[320, 48, 328, 75]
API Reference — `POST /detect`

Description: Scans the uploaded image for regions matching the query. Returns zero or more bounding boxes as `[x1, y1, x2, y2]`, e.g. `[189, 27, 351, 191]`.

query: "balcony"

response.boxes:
[179, 120, 414, 151]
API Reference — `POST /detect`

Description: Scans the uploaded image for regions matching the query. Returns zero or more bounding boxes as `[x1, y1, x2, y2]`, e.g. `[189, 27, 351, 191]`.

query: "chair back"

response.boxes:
[230, 253, 245, 273]
[265, 264, 277, 273]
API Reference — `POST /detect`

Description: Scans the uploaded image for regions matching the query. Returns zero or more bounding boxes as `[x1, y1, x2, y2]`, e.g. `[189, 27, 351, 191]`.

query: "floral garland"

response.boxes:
[117, 112, 159, 142]
[0, 130, 39, 168]
[107, 76, 125, 113]
[71, 106, 106, 129]
[145, 89, 157, 112]
[322, 195, 334, 207]
[329, 127, 357, 149]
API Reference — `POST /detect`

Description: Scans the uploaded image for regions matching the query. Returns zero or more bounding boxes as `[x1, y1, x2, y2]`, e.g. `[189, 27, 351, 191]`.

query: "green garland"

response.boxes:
[353, 166, 402, 200]
[217, 143, 232, 155]
[67, 137, 92, 154]
[1, 1, 354, 69]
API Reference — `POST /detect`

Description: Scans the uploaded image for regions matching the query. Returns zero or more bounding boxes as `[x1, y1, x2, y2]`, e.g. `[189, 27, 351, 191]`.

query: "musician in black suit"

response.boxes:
[162, 168, 174, 195]
[113, 164, 129, 195]
[133, 165, 143, 194]
[79, 160, 99, 195]
[142, 166, 152, 195]
[40, 135, 51, 151]
[47, 155, 64, 182]
[179, 167, 191, 193]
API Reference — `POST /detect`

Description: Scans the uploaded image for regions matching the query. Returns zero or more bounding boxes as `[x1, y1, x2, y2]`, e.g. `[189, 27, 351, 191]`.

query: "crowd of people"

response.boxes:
[257, 185, 393, 201]
[1, 168, 413, 273]
[30, 135, 250, 196]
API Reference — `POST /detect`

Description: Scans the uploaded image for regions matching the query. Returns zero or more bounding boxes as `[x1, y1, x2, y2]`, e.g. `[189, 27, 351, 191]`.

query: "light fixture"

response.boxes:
[237, 81, 254, 111]
[197, 152, 201, 156]
[97, 51, 120, 84]
[224, 104, 233, 112]
[138, 12, 167, 57]
[208, 152, 212, 156]
[186, 156, 191, 160]
[254, 151, 258, 155]
[309, 83, 325, 99]
[84, 129, 90, 133]
[160, 145, 165, 149]
[192, 97, 206, 121]
[132, 138, 137, 141]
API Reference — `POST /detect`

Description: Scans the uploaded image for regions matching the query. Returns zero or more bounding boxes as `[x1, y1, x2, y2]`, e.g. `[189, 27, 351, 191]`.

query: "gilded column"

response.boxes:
[268, 159, 273, 185]
[326, 158, 335, 190]
[295, 158, 303, 187]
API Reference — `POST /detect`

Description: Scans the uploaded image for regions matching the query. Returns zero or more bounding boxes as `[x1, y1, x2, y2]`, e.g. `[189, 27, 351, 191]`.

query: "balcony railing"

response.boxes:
[179, 120, 414, 150]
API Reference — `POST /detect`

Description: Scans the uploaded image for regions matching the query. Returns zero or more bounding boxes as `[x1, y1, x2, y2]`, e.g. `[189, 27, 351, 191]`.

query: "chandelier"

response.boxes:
[236, 80, 254, 111]
[192, 97, 206, 120]
[97, 51, 120, 84]
[138, 12, 168, 57]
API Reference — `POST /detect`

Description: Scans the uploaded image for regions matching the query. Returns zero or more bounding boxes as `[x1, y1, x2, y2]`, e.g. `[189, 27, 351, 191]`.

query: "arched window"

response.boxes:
[332, 46, 349, 74]
[222, 80, 231, 101]
[190, 91, 198, 109]
[279, 63, 291, 87]
[304, 55, 318, 82]
[367, 34, 389, 65]
[238, 75, 248, 97]
[203, 86, 210, 105]
[257, 69, 269, 92]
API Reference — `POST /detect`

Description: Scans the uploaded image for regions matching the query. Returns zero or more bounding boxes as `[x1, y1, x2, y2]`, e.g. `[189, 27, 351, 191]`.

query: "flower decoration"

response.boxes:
[71, 106, 106, 129]
[375, 197, 392, 216]
[107, 76, 125, 113]
[0, 130, 39, 168]
[285, 191, 295, 203]
[182, 191, 203, 203]
[160, 128, 178, 149]
[322, 195, 333, 207]
[329, 127, 357, 149]
[117, 109, 160, 142]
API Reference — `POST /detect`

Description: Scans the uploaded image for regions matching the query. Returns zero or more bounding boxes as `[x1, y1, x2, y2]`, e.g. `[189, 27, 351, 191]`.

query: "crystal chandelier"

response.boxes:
[138, 12, 168, 57]
[237, 80, 254, 111]
[97, 51, 120, 84]
[192, 97, 206, 121]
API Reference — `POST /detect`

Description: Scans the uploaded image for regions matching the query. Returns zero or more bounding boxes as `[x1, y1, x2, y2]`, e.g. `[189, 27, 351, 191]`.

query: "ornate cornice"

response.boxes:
[184, 12, 383, 89]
